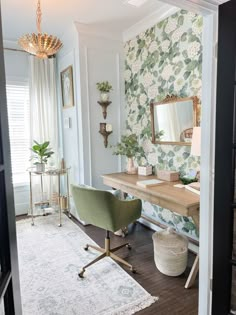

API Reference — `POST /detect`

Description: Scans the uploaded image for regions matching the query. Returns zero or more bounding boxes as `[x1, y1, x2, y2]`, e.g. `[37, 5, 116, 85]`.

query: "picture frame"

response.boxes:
[60, 65, 74, 108]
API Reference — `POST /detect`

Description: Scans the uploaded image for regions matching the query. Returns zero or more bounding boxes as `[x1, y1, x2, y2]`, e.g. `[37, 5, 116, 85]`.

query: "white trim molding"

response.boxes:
[123, 4, 179, 42]
[162, 0, 229, 14]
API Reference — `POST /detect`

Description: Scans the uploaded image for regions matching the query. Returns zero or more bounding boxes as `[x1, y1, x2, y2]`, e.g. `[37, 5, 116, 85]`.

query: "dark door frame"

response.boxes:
[0, 4, 22, 314]
[212, 1, 236, 314]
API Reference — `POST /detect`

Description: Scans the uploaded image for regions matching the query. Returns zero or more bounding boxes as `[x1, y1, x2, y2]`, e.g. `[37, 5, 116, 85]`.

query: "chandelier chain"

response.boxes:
[36, 0, 42, 34]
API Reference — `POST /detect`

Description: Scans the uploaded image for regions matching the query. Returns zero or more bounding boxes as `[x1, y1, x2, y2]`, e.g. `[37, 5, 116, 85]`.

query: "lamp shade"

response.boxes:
[191, 127, 201, 156]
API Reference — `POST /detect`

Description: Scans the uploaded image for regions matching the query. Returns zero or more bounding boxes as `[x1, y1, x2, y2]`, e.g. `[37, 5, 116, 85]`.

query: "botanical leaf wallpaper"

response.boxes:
[124, 10, 202, 240]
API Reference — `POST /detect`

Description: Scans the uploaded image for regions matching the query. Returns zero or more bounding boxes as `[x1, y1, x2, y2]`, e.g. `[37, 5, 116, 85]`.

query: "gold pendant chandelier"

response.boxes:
[18, 0, 63, 58]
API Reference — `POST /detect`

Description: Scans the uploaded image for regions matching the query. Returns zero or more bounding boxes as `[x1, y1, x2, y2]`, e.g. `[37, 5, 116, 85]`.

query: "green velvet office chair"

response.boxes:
[71, 184, 142, 278]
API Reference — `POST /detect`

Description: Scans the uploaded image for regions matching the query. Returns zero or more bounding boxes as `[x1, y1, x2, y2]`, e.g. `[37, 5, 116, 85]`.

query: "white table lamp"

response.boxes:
[189, 127, 201, 190]
[191, 127, 201, 156]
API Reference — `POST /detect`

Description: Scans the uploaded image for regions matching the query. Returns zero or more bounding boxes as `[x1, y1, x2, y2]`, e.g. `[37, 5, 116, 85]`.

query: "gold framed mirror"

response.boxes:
[150, 95, 200, 145]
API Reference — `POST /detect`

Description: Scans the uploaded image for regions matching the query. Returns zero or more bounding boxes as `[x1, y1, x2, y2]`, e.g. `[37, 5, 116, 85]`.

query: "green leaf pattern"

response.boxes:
[124, 10, 202, 240]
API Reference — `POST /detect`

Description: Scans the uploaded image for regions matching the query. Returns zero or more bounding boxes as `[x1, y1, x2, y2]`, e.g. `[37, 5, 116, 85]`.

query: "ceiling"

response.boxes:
[2, 0, 170, 42]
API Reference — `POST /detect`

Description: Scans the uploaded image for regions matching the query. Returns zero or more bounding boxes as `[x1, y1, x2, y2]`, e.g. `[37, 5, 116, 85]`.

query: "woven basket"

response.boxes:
[152, 227, 188, 276]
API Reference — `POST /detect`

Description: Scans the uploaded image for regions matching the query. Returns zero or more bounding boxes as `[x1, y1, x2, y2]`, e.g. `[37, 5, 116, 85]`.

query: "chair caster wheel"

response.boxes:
[31, 222, 34, 226]
[131, 267, 136, 274]
[58, 224, 62, 227]
[84, 245, 89, 251]
[78, 269, 85, 278]
[126, 244, 132, 250]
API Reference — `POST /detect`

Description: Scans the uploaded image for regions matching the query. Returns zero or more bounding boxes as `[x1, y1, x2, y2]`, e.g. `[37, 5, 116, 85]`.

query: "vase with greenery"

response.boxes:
[96, 81, 112, 102]
[112, 134, 144, 174]
[30, 140, 54, 172]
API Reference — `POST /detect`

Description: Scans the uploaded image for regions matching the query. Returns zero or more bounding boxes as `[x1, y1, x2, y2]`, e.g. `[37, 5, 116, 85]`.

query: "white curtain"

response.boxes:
[29, 56, 59, 165]
[29, 56, 59, 214]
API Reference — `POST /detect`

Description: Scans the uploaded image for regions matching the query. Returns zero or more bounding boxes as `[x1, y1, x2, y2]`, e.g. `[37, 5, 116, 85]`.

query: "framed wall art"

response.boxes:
[60, 65, 74, 108]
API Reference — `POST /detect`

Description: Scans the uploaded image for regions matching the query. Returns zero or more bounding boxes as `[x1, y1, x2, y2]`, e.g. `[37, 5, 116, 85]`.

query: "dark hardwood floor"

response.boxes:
[72, 217, 198, 315]
[16, 214, 198, 315]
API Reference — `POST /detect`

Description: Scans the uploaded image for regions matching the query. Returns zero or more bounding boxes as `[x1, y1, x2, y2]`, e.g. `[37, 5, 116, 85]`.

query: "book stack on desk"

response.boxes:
[185, 182, 200, 195]
[136, 179, 164, 188]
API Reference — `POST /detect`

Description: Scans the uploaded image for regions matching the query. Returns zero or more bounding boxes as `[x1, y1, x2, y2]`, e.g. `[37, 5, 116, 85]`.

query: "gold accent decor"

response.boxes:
[150, 95, 200, 146]
[99, 123, 112, 148]
[97, 101, 112, 119]
[18, 0, 63, 58]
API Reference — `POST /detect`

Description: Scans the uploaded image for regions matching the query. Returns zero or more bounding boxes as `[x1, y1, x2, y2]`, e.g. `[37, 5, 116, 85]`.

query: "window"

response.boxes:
[6, 82, 30, 185]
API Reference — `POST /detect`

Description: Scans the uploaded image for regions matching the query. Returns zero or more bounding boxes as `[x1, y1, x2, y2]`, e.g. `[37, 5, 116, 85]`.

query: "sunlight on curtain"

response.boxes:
[29, 56, 59, 214]
[29, 56, 58, 164]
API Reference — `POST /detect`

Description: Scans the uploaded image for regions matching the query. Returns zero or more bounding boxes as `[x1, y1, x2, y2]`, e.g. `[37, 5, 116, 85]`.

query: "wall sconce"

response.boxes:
[98, 101, 112, 119]
[99, 123, 113, 148]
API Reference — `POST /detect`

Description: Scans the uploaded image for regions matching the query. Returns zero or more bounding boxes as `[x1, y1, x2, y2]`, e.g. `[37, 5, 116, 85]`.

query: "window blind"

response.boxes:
[6, 83, 30, 185]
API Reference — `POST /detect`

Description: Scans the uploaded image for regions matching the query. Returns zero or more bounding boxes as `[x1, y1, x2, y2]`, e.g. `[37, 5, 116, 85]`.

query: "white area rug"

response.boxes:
[16, 214, 158, 315]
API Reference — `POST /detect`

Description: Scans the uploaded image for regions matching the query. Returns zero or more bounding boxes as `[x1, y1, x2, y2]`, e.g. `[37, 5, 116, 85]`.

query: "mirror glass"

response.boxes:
[150, 96, 198, 145]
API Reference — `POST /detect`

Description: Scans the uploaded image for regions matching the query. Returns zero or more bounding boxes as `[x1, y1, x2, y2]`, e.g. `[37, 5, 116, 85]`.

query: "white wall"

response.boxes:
[57, 24, 124, 189]
[4, 41, 30, 216]
[76, 25, 124, 188]
[56, 24, 124, 221]
[57, 24, 81, 186]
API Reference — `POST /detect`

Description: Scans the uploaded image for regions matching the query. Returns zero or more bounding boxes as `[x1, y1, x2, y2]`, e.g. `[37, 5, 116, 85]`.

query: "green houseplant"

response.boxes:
[96, 81, 112, 102]
[30, 140, 54, 172]
[112, 134, 144, 174]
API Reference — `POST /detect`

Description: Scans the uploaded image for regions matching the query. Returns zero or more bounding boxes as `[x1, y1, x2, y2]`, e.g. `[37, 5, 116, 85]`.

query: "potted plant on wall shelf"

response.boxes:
[30, 140, 54, 173]
[96, 81, 112, 102]
[112, 134, 143, 174]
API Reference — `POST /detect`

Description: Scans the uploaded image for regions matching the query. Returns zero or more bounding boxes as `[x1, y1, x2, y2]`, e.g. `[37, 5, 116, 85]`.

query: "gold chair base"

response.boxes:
[78, 237, 135, 278]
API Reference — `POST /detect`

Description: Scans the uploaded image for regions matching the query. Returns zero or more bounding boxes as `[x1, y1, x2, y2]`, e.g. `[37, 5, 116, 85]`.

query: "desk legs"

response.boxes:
[185, 254, 199, 289]
[185, 209, 200, 289]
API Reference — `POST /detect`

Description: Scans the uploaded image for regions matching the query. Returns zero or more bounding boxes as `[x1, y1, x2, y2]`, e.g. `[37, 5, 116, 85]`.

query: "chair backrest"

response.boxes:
[71, 184, 121, 231]
[71, 184, 142, 232]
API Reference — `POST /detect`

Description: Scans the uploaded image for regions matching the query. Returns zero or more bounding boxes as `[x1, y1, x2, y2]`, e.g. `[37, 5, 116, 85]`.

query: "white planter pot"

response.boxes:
[36, 163, 45, 173]
[100, 92, 109, 102]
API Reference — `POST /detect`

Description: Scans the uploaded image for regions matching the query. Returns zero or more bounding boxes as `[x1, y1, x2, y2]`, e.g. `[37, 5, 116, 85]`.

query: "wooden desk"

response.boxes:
[102, 172, 200, 288]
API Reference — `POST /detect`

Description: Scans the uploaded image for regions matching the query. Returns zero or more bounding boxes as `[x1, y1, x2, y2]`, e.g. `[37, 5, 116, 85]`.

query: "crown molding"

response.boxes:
[123, 4, 179, 42]
[162, 0, 229, 14]
[3, 40, 19, 50]
[75, 22, 123, 42]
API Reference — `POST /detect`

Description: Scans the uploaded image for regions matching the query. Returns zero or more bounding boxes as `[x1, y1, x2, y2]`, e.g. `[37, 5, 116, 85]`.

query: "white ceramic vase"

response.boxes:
[100, 92, 109, 102]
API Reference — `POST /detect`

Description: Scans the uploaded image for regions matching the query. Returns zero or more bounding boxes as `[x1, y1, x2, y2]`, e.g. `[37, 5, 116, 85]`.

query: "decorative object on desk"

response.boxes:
[99, 123, 112, 148]
[112, 134, 144, 174]
[96, 80, 112, 102]
[138, 165, 152, 176]
[30, 140, 54, 173]
[191, 126, 201, 188]
[179, 169, 198, 185]
[61, 65, 74, 108]
[191, 127, 201, 156]
[185, 185, 200, 195]
[136, 179, 163, 188]
[157, 170, 179, 182]
[152, 227, 188, 276]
